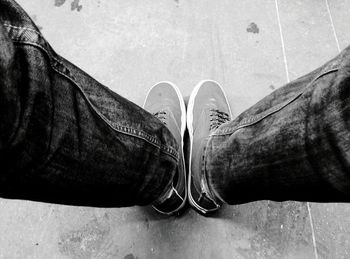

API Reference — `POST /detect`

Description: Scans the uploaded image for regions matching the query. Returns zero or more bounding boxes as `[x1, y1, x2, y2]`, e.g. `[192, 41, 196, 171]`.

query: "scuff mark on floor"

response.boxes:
[54, 0, 66, 7]
[58, 217, 110, 258]
[247, 22, 260, 34]
[145, 217, 150, 230]
[71, 0, 83, 12]
[54, 0, 83, 12]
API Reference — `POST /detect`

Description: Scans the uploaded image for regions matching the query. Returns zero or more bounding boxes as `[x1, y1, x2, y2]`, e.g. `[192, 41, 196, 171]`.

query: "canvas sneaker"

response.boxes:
[143, 81, 187, 215]
[187, 80, 231, 215]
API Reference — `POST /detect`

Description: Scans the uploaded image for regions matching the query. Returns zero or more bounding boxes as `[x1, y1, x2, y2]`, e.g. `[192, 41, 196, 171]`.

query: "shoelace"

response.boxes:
[153, 111, 167, 125]
[209, 109, 230, 131]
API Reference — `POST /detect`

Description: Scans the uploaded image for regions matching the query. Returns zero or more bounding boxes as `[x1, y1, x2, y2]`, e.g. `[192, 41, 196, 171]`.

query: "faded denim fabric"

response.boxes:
[205, 45, 350, 204]
[0, 0, 179, 207]
[2, 0, 349, 209]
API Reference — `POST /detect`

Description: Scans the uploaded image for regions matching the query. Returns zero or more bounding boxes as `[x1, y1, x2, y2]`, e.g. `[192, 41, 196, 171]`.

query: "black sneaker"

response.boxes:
[143, 81, 187, 216]
[187, 80, 231, 215]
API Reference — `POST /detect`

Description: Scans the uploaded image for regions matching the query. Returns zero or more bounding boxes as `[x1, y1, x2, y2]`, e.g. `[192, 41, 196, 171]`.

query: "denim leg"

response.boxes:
[0, 0, 178, 207]
[204, 46, 350, 204]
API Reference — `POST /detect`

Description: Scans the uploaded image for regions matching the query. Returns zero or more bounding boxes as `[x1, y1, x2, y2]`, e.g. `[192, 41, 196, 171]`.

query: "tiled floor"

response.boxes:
[0, 0, 349, 258]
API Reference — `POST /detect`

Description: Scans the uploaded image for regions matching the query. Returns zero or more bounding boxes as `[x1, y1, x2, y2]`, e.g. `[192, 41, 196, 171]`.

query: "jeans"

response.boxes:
[0, 0, 349, 208]
[0, 0, 178, 207]
[205, 45, 350, 204]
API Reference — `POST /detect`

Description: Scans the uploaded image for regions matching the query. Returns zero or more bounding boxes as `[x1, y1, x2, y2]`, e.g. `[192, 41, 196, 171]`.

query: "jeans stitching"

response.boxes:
[3, 23, 179, 161]
[211, 68, 339, 136]
[3, 23, 39, 34]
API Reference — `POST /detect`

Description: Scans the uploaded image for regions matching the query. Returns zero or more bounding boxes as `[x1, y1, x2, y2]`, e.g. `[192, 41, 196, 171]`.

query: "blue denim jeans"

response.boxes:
[0, 0, 179, 207]
[0, 0, 349, 208]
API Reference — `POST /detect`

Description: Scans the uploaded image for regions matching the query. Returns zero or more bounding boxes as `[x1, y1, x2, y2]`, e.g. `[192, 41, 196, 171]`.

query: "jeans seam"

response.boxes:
[3, 23, 39, 34]
[211, 68, 339, 137]
[201, 136, 225, 204]
[3, 23, 179, 161]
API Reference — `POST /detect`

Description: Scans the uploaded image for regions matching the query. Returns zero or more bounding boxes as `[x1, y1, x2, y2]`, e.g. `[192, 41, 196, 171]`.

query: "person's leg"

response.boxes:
[0, 0, 178, 207]
[204, 46, 350, 205]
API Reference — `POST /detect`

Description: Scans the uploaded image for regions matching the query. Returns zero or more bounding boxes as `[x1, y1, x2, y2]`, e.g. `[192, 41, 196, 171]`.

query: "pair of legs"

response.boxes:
[0, 0, 349, 214]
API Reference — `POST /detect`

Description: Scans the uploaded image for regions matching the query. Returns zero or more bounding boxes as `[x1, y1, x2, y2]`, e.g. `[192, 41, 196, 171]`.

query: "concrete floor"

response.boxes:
[1, 0, 350, 258]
